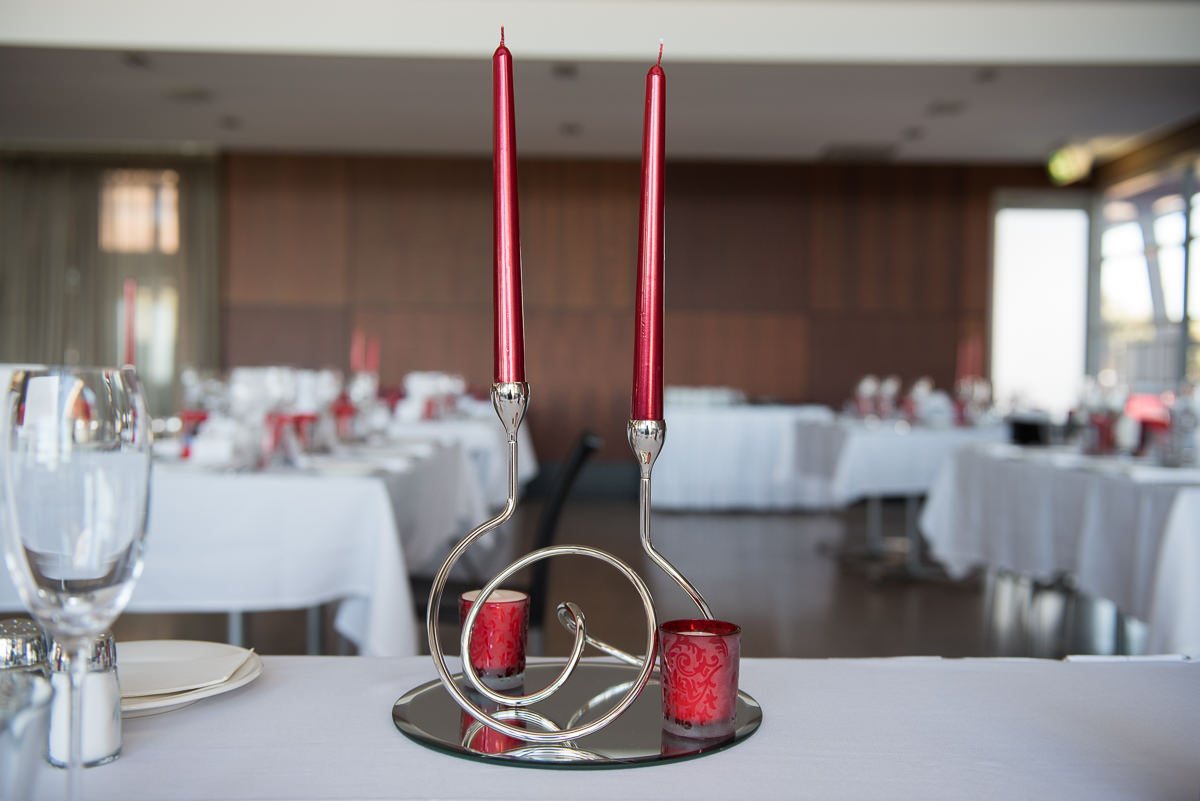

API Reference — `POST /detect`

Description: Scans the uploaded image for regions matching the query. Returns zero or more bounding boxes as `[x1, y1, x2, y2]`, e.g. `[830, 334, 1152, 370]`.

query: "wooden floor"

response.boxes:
[114, 499, 1004, 659]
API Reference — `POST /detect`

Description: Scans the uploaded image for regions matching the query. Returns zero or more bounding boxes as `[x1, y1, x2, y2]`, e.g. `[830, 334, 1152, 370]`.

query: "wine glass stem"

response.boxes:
[67, 645, 88, 801]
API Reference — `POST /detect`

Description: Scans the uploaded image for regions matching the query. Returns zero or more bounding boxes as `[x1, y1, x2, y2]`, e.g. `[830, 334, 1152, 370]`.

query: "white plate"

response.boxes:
[118, 640, 254, 696]
[119, 641, 263, 718]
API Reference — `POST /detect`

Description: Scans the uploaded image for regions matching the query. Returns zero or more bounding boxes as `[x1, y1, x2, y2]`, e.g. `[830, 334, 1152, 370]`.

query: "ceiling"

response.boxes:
[2, 1, 1199, 164]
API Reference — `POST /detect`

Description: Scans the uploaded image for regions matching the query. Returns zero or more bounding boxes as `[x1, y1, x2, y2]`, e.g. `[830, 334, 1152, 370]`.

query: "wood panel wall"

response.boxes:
[222, 154, 1048, 461]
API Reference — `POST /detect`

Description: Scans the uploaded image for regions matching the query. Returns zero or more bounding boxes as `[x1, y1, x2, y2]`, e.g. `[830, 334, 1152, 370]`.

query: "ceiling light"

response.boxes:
[1047, 144, 1093, 185]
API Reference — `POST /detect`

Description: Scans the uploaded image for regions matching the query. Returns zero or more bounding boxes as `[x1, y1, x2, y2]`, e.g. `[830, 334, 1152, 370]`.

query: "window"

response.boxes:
[116, 283, 179, 391]
[1091, 160, 1199, 391]
[991, 196, 1090, 419]
[99, 168, 185, 414]
[99, 169, 179, 254]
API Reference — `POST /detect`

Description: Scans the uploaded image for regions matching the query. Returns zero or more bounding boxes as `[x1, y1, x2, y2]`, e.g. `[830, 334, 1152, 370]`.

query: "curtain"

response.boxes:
[0, 155, 219, 412]
[0, 159, 101, 364]
[177, 161, 220, 373]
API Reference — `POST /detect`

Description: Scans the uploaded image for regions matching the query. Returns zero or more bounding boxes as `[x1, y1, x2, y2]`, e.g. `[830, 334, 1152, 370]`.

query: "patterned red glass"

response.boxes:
[459, 589, 528, 690]
[658, 618, 740, 739]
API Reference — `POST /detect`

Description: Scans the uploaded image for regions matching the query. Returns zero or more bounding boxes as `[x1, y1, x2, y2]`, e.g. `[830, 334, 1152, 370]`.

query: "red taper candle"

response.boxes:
[122, 277, 137, 366]
[493, 27, 525, 384]
[365, 335, 380, 374]
[632, 44, 666, 421]
[350, 327, 365, 373]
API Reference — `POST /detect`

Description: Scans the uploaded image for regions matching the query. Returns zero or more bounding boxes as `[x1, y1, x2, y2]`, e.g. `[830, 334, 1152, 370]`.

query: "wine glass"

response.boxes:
[1, 367, 151, 800]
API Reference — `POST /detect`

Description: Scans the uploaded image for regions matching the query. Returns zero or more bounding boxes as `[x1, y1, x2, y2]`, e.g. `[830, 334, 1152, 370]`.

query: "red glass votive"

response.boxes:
[263, 412, 290, 456]
[659, 618, 741, 739]
[331, 395, 357, 439]
[459, 589, 529, 690]
[178, 408, 209, 430]
[291, 413, 317, 449]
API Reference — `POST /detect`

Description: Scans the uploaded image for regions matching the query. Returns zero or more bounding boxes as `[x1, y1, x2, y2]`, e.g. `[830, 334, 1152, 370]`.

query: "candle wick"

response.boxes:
[500, 26, 505, 46]
[657, 39, 663, 66]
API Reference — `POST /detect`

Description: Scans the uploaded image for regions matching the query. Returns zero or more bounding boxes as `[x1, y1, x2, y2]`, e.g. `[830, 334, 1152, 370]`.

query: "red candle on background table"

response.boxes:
[632, 44, 666, 421]
[350, 328, 365, 373]
[365, 335, 380, 374]
[493, 28, 525, 384]
[122, 277, 137, 366]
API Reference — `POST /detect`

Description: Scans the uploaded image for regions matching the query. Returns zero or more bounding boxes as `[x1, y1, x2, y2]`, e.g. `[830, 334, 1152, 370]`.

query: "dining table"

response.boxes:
[791, 417, 1008, 566]
[793, 417, 1009, 510]
[332, 440, 489, 574]
[652, 403, 835, 510]
[387, 414, 538, 509]
[0, 439, 493, 658]
[920, 443, 1200, 655]
[25, 654, 1200, 800]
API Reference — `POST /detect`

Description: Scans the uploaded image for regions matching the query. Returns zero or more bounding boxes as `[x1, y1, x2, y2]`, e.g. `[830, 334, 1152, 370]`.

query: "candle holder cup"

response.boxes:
[459, 589, 528, 691]
[658, 619, 741, 740]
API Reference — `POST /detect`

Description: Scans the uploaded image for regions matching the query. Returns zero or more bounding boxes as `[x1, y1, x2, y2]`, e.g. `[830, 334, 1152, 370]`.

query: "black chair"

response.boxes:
[413, 430, 603, 641]
[525, 430, 603, 643]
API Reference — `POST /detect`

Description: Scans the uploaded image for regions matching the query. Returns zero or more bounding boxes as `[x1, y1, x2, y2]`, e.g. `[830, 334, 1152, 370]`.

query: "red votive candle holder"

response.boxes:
[459, 589, 529, 690]
[658, 618, 741, 740]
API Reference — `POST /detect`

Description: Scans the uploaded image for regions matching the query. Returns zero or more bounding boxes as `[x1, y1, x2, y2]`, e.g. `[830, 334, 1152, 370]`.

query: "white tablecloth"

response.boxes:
[653, 404, 834, 510]
[0, 464, 423, 657]
[354, 442, 489, 573]
[921, 444, 1200, 654]
[1149, 489, 1200, 654]
[794, 418, 1008, 508]
[387, 417, 538, 508]
[28, 655, 1200, 800]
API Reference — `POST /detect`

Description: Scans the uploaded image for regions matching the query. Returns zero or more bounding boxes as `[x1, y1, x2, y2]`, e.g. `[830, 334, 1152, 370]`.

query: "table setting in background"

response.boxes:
[647, 372, 1005, 521]
[0, 359, 517, 658]
[4, 30, 1200, 801]
[920, 372, 1200, 655]
[921, 441, 1200, 655]
[652, 391, 835, 511]
[386, 372, 538, 510]
[778, 373, 1006, 572]
[806, 372, 1006, 507]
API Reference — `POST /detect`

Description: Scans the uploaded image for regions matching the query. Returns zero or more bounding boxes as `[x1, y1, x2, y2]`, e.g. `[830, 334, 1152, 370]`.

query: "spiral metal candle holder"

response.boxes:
[424, 382, 713, 743]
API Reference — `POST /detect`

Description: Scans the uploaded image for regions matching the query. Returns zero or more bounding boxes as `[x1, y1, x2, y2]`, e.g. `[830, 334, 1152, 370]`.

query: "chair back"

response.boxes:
[527, 431, 603, 635]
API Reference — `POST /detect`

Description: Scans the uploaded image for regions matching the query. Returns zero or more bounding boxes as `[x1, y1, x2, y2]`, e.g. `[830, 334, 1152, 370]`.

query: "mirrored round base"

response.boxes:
[392, 661, 762, 768]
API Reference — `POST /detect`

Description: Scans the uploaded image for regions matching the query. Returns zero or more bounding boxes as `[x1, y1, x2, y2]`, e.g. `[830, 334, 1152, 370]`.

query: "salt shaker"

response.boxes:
[0, 618, 47, 676]
[47, 632, 122, 767]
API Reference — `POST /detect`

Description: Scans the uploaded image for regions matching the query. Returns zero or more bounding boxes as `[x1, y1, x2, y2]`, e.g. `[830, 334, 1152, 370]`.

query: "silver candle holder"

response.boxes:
[423, 382, 713, 744]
